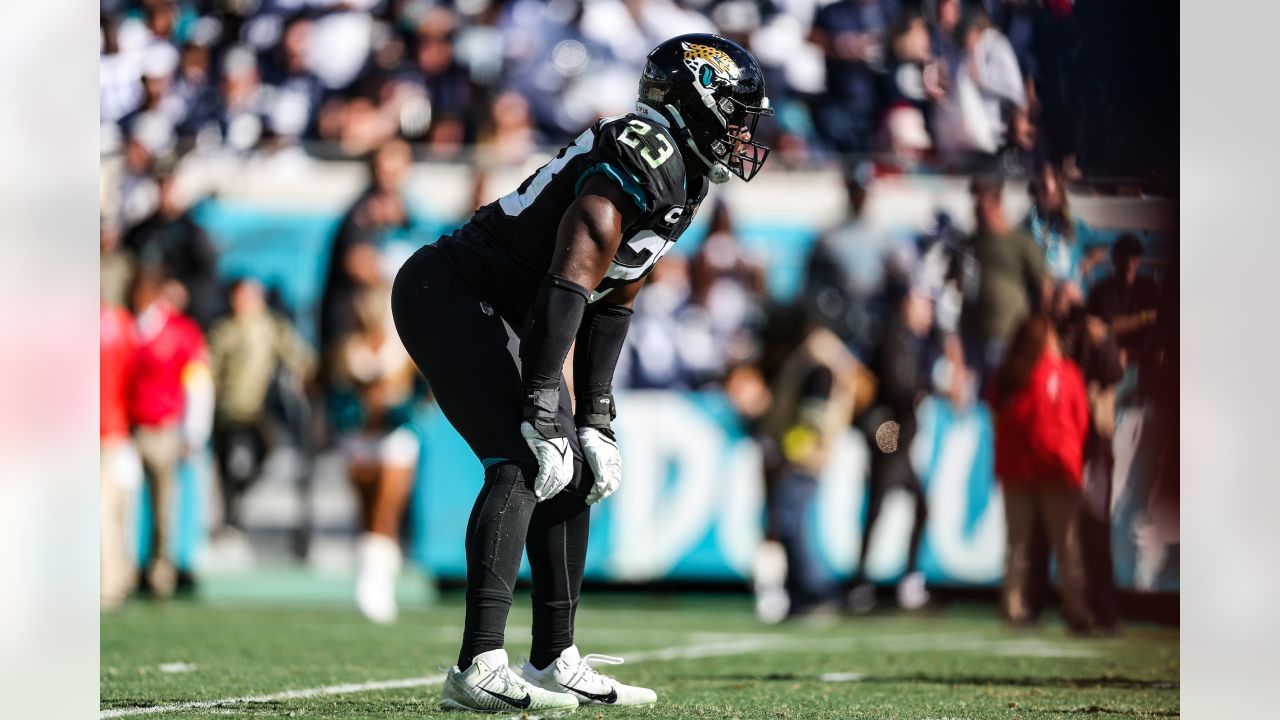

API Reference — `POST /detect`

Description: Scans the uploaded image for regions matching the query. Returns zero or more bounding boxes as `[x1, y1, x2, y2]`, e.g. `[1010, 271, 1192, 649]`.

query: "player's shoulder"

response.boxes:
[590, 113, 688, 209]
[596, 112, 677, 142]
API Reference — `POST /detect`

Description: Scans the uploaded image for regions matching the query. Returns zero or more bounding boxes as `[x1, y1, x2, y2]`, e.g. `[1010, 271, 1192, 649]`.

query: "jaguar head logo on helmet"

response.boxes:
[638, 33, 773, 184]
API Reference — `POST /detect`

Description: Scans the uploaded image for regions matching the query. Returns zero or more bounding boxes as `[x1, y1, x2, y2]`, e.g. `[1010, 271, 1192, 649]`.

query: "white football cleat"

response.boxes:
[355, 533, 401, 624]
[440, 648, 579, 713]
[753, 540, 789, 624]
[897, 571, 930, 610]
[521, 645, 657, 707]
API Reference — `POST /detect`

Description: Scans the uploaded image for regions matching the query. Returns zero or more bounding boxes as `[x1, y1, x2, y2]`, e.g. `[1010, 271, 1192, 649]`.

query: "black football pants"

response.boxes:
[391, 243, 593, 670]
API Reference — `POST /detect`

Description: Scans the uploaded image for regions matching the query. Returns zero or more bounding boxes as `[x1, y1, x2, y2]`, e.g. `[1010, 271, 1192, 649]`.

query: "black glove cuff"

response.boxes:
[523, 388, 565, 437]
[575, 393, 616, 432]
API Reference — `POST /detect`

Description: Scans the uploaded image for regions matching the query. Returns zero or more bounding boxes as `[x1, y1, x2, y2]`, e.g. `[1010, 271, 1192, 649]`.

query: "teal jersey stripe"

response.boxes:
[574, 162, 650, 213]
[480, 457, 509, 470]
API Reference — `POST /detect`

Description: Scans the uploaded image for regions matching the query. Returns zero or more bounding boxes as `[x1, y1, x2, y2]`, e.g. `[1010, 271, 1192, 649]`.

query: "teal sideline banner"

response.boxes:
[409, 392, 1178, 591]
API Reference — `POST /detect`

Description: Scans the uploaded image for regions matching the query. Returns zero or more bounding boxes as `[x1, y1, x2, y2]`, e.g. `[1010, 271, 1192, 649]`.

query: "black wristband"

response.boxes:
[523, 388, 563, 435]
[575, 393, 617, 432]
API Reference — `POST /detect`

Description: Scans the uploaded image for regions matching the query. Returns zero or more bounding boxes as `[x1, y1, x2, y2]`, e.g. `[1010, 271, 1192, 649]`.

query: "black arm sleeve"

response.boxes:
[572, 302, 634, 430]
[520, 274, 588, 435]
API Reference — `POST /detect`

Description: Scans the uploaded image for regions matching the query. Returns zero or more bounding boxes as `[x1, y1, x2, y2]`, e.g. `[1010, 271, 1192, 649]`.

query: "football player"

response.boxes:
[390, 34, 772, 713]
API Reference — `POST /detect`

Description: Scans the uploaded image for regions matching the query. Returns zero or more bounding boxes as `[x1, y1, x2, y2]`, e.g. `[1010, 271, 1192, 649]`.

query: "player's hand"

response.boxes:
[521, 420, 574, 501]
[578, 426, 622, 504]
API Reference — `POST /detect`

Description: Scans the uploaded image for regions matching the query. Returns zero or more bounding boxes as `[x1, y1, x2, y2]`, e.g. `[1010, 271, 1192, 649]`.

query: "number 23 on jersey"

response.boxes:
[618, 120, 673, 169]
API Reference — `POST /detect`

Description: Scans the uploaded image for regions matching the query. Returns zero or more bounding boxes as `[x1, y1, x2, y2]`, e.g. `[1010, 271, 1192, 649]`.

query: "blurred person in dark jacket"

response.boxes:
[809, 0, 899, 156]
[1052, 282, 1123, 633]
[755, 306, 863, 622]
[207, 278, 317, 533]
[101, 218, 134, 309]
[172, 40, 220, 139]
[926, 0, 962, 74]
[994, 100, 1040, 180]
[257, 15, 326, 145]
[410, 7, 475, 157]
[123, 164, 221, 329]
[847, 280, 933, 613]
[989, 314, 1091, 632]
[1085, 233, 1159, 372]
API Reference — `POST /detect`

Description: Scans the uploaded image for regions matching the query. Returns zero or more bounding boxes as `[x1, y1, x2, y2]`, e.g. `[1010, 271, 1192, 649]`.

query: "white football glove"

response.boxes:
[521, 421, 574, 501]
[577, 426, 622, 505]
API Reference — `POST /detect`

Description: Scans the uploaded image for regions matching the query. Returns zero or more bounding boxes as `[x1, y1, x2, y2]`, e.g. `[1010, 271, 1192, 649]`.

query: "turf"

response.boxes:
[101, 593, 1178, 719]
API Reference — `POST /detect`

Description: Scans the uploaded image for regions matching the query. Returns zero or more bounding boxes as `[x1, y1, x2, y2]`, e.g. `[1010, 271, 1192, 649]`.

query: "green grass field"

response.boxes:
[101, 592, 1178, 719]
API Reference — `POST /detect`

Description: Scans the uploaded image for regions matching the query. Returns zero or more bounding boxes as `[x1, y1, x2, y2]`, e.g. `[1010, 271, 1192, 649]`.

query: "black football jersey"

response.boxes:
[436, 111, 708, 326]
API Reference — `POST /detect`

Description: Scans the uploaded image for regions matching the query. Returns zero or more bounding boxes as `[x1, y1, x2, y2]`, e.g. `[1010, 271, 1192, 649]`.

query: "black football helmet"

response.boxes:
[638, 34, 773, 183]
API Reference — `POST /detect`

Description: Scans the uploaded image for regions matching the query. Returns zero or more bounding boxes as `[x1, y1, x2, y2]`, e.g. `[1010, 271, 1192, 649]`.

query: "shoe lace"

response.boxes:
[573, 653, 625, 688]
[483, 663, 534, 696]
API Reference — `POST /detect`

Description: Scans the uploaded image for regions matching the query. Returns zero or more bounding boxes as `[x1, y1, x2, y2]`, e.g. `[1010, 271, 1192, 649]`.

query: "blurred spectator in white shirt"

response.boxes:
[934, 7, 1025, 161]
[216, 46, 269, 154]
[101, 16, 143, 131]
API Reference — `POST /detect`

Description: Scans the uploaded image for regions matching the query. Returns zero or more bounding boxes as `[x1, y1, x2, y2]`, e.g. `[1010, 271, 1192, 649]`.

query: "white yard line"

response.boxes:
[99, 636, 775, 718]
[99, 676, 447, 718]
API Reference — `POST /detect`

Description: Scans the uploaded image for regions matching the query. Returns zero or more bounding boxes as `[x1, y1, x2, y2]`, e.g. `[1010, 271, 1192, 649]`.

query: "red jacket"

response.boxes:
[101, 304, 136, 440]
[992, 351, 1089, 489]
[129, 303, 206, 429]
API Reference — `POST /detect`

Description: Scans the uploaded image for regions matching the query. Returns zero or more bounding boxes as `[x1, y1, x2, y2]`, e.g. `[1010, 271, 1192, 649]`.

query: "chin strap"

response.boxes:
[662, 103, 731, 184]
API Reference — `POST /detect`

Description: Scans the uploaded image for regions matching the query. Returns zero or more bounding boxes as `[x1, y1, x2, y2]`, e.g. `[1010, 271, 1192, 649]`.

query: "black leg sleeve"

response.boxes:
[527, 380, 591, 669]
[854, 472, 889, 585]
[458, 461, 539, 670]
[904, 471, 929, 575]
[525, 485, 592, 669]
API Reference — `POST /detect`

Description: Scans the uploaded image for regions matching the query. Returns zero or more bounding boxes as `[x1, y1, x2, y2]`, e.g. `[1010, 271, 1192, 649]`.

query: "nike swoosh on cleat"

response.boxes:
[479, 687, 532, 708]
[560, 682, 618, 704]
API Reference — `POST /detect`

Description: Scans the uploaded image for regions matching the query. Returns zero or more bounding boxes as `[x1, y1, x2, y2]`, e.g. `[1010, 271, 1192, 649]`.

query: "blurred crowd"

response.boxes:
[99, 0, 1177, 630]
[100, 0, 1163, 202]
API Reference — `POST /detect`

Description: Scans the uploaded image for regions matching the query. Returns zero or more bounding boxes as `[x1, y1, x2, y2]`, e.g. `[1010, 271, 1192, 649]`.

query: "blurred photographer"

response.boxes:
[755, 305, 864, 622]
